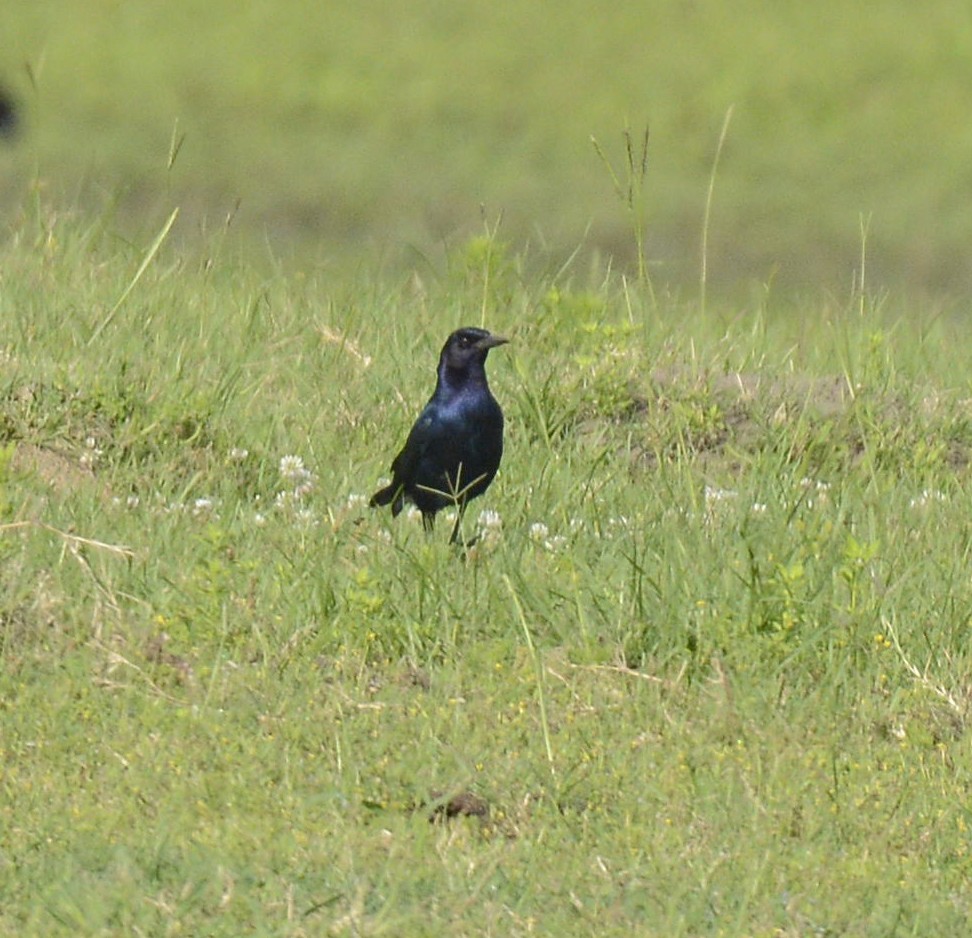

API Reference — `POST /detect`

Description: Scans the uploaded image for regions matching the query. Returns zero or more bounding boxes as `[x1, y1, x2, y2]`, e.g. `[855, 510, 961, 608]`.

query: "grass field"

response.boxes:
[2, 202, 972, 934]
[4, 3, 972, 935]
[4, 0, 972, 294]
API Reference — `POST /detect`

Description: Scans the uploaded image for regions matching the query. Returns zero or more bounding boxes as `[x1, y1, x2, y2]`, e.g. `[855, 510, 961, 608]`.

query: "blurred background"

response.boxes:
[3, 0, 972, 298]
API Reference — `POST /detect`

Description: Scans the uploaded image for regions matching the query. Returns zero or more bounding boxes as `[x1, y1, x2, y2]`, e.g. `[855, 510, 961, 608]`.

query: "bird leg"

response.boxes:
[416, 469, 490, 546]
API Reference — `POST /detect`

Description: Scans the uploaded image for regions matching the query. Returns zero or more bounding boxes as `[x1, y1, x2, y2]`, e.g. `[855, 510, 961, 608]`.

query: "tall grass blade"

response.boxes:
[88, 207, 180, 345]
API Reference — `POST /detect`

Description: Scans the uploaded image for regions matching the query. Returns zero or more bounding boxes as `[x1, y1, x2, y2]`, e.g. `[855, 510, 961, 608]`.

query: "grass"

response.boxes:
[5, 1, 972, 294]
[2, 201, 972, 935]
[5, 6, 972, 933]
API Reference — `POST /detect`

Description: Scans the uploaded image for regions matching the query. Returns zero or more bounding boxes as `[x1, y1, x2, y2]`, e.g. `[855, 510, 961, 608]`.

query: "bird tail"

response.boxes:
[370, 483, 403, 514]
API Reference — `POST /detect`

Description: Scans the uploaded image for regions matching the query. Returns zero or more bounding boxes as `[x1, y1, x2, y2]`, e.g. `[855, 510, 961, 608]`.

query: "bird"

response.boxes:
[0, 87, 18, 141]
[370, 326, 508, 543]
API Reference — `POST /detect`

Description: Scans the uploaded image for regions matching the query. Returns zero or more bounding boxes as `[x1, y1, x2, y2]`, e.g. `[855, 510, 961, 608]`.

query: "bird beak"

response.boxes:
[476, 334, 509, 350]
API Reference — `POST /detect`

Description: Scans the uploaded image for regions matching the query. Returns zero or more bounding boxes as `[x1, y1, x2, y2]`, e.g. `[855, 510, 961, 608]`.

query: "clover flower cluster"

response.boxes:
[102, 447, 950, 549]
[273, 454, 317, 526]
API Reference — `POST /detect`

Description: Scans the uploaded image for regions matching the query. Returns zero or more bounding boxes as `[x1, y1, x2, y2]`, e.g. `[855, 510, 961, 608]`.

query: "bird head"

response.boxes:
[440, 327, 509, 374]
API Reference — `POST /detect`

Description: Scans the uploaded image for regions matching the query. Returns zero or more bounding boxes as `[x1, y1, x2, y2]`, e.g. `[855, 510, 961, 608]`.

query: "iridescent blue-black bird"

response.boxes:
[370, 327, 508, 542]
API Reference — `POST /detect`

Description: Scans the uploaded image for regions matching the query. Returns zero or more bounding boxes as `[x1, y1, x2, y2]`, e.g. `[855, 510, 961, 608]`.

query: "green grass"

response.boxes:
[2, 204, 972, 935]
[5, 6, 972, 933]
[5, 0, 972, 295]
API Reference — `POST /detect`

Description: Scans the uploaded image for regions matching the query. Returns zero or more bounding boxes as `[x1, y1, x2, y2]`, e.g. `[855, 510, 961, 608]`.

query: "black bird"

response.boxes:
[0, 87, 19, 141]
[370, 327, 508, 542]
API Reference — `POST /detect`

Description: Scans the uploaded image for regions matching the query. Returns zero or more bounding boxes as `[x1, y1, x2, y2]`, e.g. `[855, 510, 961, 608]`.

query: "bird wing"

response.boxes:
[372, 404, 443, 513]
[389, 409, 437, 484]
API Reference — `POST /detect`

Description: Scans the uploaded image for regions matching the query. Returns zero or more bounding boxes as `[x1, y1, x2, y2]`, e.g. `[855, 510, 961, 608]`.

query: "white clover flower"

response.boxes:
[279, 454, 307, 481]
[274, 490, 296, 510]
[529, 522, 550, 542]
[254, 512, 267, 527]
[704, 485, 737, 505]
[404, 506, 423, 523]
[346, 493, 368, 510]
[478, 509, 502, 530]
[544, 534, 567, 552]
[79, 436, 103, 469]
[909, 489, 947, 509]
[294, 507, 317, 527]
[278, 455, 315, 506]
[192, 497, 216, 517]
[474, 509, 503, 549]
[126, 494, 140, 509]
[229, 447, 249, 461]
